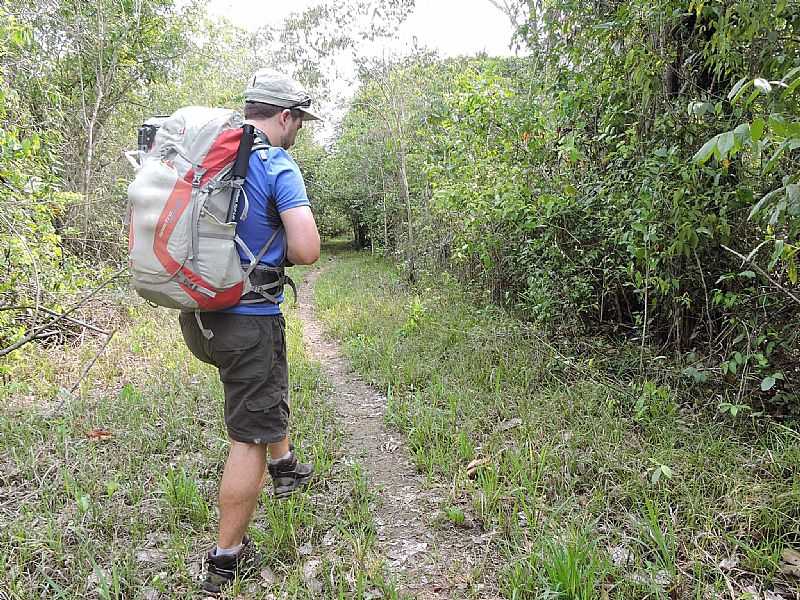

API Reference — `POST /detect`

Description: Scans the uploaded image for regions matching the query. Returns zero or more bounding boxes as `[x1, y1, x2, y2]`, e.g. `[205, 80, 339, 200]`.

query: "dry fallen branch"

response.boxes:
[0, 305, 110, 336]
[0, 266, 126, 358]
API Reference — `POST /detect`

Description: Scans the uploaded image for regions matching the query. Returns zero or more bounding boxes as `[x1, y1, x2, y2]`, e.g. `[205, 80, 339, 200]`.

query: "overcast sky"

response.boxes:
[205, 0, 518, 138]
[207, 0, 517, 59]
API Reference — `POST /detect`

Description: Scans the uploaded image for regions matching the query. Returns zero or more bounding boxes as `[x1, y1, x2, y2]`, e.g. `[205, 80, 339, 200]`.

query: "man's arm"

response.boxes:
[281, 205, 320, 265]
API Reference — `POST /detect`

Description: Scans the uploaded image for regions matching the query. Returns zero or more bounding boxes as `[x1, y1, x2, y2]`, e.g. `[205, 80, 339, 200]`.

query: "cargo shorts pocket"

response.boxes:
[210, 317, 265, 376]
[210, 317, 279, 413]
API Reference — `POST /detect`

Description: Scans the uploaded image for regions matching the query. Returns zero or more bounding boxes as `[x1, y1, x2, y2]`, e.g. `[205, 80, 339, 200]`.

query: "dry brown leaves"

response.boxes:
[86, 427, 112, 441]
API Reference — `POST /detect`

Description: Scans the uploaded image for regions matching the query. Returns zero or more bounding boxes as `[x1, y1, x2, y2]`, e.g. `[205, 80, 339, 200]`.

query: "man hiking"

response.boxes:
[177, 68, 321, 595]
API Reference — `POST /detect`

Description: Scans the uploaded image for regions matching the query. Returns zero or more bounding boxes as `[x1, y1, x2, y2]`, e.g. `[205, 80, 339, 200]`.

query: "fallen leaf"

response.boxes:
[306, 578, 323, 594]
[260, 566, 276, 586]
[87, 428, 112, 441]
[780, 548, 800, 578]
[135, 550, 166, 564]
[498, 417, 522, 432]
[627, 570, 670, 588]
[381, 437, 400, 452]
[465, 457, 491, 478]
[321, 529, 336, 547]
[653, 570, 671, 587]
[609, 545, 632, 567]
[387, 540, 428, 564]
[303, 559, 321, 582]
[779, 563, 800, 578]
[782, 548, 800, 565]
[145, 532, 170, 547]
[298, 542, 313, 556]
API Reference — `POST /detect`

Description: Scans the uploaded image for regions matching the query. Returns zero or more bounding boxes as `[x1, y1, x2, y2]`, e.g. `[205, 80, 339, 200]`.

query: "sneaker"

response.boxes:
[201, 535, 256, 596]
[268, 452, 314, 499]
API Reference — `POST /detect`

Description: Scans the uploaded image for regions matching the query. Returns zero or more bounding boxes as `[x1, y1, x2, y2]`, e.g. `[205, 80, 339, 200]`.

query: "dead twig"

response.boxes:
[0, 305, 110, 336]
[0, 267, 126, 358]
[50, 328, 118, 414]
[722, 244, 800, 307]
[38, 306, 111, 336]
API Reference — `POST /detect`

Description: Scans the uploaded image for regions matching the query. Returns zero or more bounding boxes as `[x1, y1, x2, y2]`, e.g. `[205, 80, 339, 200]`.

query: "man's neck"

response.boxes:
[245, 118, 279, 148]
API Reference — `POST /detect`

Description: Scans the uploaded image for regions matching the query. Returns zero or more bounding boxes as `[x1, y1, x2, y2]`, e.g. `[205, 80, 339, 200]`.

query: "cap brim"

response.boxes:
[297, 107, 322, 121]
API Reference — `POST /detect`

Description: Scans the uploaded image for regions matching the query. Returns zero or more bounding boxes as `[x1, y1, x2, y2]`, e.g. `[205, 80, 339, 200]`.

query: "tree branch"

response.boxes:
[50, 328, 118, 413]
[0, 267, 127, 358]
[722, 244, 800, 307]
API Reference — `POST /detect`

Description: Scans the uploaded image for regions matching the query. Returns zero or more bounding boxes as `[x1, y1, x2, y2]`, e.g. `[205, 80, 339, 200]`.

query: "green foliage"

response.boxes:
[503, 527, 608, 600]
[315, 249, 800, 598]
[0, 9, 91, 347]
[695, 69, 800, 276]
[321, 0, 800, 411]
[160, 467, 210, 526]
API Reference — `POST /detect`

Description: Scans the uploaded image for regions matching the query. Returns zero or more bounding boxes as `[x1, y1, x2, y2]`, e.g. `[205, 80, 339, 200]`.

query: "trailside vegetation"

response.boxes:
[0, 0, 411, 363]
[2, 0, 799, 596]
[320, 0, 800, 413]
[315, 247, 800, 599]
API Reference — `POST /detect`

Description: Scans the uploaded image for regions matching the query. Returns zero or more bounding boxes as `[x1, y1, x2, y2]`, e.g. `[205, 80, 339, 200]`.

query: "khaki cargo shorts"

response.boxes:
[179, 312, 290, 444]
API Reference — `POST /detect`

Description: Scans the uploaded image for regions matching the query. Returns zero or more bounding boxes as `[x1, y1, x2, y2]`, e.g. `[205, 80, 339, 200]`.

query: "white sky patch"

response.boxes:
[205, 0, 518, 140]
[206, 0, 516, 59]
[397, 1, 516, 58]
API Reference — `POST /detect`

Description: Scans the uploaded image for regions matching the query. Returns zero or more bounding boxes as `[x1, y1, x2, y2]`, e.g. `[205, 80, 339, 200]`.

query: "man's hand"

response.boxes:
[281, 206, 320, 265]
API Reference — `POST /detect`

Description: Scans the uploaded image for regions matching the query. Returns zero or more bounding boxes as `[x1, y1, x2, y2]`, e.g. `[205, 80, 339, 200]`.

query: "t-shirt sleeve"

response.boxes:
[269, 149, 311, 213]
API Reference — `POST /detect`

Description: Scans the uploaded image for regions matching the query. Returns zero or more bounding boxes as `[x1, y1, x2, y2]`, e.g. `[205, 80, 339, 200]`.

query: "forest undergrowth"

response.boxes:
[314, 244, 800, 600]
[0, 285, 401, 599]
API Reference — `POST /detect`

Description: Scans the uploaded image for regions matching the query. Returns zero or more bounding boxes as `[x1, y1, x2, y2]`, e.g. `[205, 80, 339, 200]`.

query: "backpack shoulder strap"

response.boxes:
[242, 137, 296, 278]
[252, 143, 270, 160]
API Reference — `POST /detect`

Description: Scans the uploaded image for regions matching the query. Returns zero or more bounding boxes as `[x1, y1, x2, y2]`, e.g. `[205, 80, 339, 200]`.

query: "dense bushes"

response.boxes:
[0, 12, 89, 353]
[321, 1, 799, 411]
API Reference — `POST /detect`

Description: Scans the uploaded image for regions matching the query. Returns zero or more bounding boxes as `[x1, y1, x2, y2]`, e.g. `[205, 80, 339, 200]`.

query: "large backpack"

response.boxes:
[126, 107, 289, 319]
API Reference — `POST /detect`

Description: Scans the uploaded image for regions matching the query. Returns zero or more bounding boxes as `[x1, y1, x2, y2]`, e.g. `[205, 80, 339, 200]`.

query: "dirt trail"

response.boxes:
[297, 264, 497, 600]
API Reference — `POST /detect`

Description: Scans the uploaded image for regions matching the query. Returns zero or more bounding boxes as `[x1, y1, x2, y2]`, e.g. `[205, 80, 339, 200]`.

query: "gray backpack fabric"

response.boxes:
[126, 107, 280, 313]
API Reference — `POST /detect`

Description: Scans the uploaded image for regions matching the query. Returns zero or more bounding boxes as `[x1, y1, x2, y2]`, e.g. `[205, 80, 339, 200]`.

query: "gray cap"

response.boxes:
[244, 68, 322, 122]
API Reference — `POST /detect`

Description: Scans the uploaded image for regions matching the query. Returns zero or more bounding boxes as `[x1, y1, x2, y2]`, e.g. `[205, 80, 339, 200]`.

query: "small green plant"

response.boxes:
[94, 562, 127, 600]
[443, 506, 466, 527]
[76, 492, 91, 515]
[399, 295, 427, 336]
[641, 497, 677, 580]
[160, 467, 209, 526]
[455, 430, 474, 461]
[719, 401, 752, 418]
[647, 458, 674, 485]
[635, 380, 676, 421]
[539, 528, 608, 600]
[104, 477, 120, 497]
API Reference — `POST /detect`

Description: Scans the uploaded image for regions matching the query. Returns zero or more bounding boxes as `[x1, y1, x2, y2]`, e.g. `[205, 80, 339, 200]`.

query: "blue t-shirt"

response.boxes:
[223, 147, 310, 315]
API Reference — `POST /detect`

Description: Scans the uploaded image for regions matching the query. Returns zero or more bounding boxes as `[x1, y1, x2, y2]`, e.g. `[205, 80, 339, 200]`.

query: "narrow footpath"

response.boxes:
[297, 263, 498, 600]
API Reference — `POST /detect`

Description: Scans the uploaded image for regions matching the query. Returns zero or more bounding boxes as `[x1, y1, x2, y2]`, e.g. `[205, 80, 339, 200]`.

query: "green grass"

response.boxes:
[0, 277, 401, 599]
[313, 247, 800, 599]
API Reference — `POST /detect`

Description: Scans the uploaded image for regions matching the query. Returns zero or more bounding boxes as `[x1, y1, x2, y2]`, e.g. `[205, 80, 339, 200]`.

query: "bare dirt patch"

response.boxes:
[297, 264, 499, 600]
